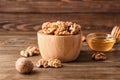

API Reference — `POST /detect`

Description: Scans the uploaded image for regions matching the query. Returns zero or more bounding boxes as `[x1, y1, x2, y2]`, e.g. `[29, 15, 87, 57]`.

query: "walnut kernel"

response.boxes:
[36, 58, 62, 68]
[36, 58, 49, 68]
[92, 52, 107, 61]
[82, 36, 86, 42]
[20, 46, 40, 57]
[20, 50, 28, 57]
[48, 59, 62, 68]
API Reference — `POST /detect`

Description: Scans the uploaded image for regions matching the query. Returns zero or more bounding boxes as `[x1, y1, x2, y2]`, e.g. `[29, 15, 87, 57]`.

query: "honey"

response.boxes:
[86, 33, 116, 52]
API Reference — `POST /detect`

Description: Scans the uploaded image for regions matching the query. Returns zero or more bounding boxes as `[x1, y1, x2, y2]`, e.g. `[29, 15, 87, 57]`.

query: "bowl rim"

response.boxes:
[37, 30, 82, 37]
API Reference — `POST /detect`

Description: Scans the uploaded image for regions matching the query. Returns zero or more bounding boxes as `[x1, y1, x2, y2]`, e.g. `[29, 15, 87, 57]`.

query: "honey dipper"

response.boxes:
[111, 26, 120, 42]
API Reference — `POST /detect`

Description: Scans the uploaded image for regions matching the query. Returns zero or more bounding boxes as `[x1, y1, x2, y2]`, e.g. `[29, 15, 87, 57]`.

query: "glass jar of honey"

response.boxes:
[86, 33, 116, 52]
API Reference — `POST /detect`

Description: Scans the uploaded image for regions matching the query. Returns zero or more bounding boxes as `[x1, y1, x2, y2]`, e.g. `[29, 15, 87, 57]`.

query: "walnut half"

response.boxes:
[92, 52, 107, 61]
[48, 59, 62, 68]
[36, 58, 62, 68]
[36, 58, 49, 68]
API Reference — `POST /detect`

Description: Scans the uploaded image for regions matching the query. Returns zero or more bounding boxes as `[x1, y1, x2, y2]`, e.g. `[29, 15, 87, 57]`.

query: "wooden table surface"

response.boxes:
[0, 0, 120, 80]
[0, 31, 120, 80]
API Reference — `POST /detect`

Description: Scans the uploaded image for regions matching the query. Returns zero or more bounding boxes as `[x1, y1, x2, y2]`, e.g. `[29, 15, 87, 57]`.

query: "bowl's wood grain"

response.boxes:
[37, 32, 82, 62]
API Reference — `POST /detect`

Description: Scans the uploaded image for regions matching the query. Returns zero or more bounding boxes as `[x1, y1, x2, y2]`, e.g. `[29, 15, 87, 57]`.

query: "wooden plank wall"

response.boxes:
[0, 0, 120, 32]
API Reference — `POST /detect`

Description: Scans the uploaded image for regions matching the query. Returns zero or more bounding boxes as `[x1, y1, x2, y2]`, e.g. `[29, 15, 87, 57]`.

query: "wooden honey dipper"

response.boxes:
[111, 26, 120, 42]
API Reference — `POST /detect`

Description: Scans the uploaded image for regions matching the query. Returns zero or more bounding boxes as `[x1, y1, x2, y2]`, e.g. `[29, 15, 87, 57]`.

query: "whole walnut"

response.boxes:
[15, 57, 33, 74]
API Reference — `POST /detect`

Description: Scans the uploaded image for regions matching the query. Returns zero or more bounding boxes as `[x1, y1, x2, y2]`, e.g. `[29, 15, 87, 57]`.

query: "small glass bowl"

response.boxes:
[86, 33, 116, 52]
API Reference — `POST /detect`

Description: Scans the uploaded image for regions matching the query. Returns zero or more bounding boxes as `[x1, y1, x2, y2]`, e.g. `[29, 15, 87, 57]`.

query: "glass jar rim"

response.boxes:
[86, 33, 115, 39]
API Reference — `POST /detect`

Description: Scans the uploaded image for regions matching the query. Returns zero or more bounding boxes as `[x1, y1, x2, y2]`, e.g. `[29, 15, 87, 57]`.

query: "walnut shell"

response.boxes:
[15, 57, 33, 74]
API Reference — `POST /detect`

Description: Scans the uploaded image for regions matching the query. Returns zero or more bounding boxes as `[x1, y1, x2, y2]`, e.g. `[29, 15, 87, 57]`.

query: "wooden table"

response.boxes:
[0, 0, 120, 79]
[0, 31, 120, 80]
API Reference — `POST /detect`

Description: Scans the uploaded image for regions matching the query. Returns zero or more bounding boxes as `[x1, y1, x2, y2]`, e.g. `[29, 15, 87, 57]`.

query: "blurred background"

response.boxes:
[0, 0, 120, 33]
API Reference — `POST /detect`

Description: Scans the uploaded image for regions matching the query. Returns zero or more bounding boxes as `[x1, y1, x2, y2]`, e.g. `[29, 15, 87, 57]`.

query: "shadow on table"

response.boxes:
[20, 70, 40, 75]
[75, 50, 93, 62]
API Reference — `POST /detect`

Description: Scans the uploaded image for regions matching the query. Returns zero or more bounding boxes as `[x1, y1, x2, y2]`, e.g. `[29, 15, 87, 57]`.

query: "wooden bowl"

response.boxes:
[37, 31, 82, 62]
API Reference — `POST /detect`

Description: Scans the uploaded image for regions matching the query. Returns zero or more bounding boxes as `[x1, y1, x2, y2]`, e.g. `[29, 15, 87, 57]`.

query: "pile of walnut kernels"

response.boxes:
[40, 21, 81, 35]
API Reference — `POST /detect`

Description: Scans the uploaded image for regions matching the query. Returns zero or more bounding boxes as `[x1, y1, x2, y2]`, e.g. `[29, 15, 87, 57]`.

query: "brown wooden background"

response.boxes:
[0, 0, 120, 32]
[1, 1, 120, 80]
